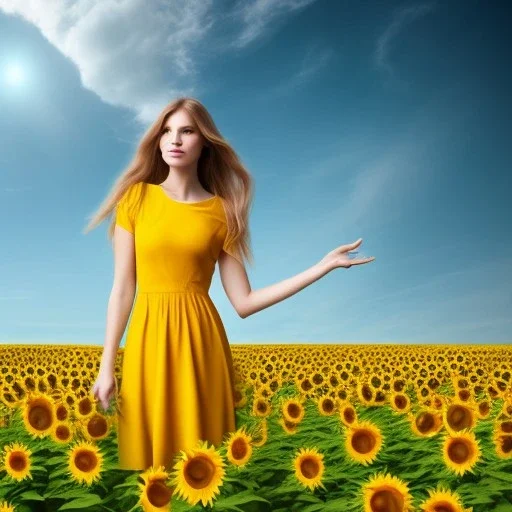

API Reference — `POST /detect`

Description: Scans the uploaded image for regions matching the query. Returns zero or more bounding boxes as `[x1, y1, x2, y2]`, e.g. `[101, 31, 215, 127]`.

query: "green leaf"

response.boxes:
[18, 490, 45, 501]
[46, 490, 94, 500]
[484, 470, 512, 484]
[45, 456, 67, 465]
[211, 490, 271, 511]
[56, 494, 103, 510]
[464, 494, 497, 505]
[44, 479, 73, 497]
[492, 502, 512, 512]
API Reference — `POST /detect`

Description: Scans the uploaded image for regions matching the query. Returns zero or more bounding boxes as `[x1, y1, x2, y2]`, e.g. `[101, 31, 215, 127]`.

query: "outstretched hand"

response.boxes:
[319, 238, 375, 271]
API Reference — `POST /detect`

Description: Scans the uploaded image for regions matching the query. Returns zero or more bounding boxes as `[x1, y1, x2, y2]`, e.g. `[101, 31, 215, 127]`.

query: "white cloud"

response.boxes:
[0, 0, 320, 124]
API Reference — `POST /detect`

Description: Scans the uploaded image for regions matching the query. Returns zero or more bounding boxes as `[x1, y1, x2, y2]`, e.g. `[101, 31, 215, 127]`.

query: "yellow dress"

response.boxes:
[114, 181, 240, 471]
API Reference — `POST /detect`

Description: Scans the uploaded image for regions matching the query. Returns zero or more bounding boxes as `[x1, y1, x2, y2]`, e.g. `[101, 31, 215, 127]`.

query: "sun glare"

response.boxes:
[6, 63, 26, 86]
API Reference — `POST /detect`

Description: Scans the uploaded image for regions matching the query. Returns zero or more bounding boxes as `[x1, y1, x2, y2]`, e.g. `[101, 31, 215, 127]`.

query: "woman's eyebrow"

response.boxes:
[163, 125, 195, 129]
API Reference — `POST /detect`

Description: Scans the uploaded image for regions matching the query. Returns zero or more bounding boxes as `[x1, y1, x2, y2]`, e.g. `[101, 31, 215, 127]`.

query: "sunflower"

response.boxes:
[492, 432, 512, 459]
[233, 384, 248, 409]
[496, 419, 512, 435]
[74, 395, 96, 419]
[456, 385, 474, 402]
[137, 465, 173, 511]
[391, 378, 407, 393]
[419, 486, 472, 512]
[426, 393, 445, 411]
[442, 399, 478, 434]
[81, 412, 111, 441]
[225, 428, 253, 467]
[281, 397, 305, 424]
[292, 447, 326, 492]
[500, 397, 512, 418]
[361, 472, 414, 512]
[1, 441, 33, 481]
[50, 420, 74, 444]
[252, 395, 271, 418]
[278, 418, 299, 435]
[476, 398, 491, 419]
[21, 391, 56, 439]
[169, 440, 226, 508]
[409, 409, 444, 437]
[345, 420, 383, 465]
[316, 395, 337, 416]
[357, 381, 377, 406]
[251, 418, 268, 447]
[66, 440, 103, 485]
[54, 400, 71, 422]
[442, 430, 481, 476]
[389, 392, 411, 414]
[0, 500, 16, 512]
[339, 400, 358, 427]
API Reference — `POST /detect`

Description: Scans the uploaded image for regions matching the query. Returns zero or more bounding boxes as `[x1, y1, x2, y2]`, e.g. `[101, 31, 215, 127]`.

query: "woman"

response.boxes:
[86, 96, 375, 472]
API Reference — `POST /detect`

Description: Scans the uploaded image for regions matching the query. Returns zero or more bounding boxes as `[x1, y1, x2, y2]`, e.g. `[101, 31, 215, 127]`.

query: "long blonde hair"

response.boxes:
[83, 97, 254, 266]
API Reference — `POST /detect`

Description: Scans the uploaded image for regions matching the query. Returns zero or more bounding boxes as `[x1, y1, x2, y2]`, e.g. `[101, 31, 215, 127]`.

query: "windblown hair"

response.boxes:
[83, 97, 254, 266]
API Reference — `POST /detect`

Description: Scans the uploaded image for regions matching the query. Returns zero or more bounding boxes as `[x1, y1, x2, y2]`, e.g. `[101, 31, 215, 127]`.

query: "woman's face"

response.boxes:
[159, 109, 206, 167]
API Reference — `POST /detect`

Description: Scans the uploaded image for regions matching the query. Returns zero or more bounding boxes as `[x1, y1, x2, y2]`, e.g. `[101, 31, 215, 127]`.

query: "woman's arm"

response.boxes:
[218, 238, 375, 319]
[98, 226, 137, 374]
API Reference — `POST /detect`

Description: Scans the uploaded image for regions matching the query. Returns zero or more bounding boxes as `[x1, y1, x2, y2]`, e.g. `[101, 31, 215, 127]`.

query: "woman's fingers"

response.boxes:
[351, 257, 375, 265]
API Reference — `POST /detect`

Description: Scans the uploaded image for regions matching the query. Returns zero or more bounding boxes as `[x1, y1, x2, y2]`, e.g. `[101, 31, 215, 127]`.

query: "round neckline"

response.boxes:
[154, 184, 218, 206]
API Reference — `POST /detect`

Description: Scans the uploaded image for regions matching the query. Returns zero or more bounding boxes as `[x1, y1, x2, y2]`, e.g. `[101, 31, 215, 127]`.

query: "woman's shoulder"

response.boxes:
[119, 181, 147, 205]
[209, 195, 229, 223]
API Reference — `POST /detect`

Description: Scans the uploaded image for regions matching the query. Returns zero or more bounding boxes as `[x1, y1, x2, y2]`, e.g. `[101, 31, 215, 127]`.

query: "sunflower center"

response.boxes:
[232, 438, 248, 460]
[79, 398, 94, 415]
[362, 385, 373, 401]
[56, 424, 71, 440]
[185, 456, 215, 489]
[448, 439, 470, 463]
[416, 412, 434, 432]
[9, 452, 27, 471]
[501, 435, 512, 453]
[343, 408, 355, 423]
[75, 450, 97, 472]
[147, 480, 172, 507]
[300, 457, 319, 479]
[458, 389, 470, 400]
[56, 404, 68, 421]
[29, 404, 52, 430]
[395, 395, 407, 409]
[500, 421, 512, 433]
[352, 430, 376, 454]
[287, 403, 301, 418]
[370, 488, 404, 512]
[322, 398, 335, 413]
[257, 400, 268, 414]
[432, 501, 455, 512]
[447, 405, 472, 430]
[88, 415, 108, 437]
[478, 402, 490, 415]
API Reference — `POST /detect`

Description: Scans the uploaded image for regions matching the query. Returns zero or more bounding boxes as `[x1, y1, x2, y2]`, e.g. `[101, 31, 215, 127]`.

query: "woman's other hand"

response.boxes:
[92, 370, 118, 412]
[319, 238, 375, 271]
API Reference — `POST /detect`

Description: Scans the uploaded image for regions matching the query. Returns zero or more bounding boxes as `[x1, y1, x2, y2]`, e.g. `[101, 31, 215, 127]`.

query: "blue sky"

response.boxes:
[0, 0, 510, 346]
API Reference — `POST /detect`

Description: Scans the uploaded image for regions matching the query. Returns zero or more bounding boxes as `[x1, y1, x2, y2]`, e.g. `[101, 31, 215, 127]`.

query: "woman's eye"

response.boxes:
[161, 128, 193, 134]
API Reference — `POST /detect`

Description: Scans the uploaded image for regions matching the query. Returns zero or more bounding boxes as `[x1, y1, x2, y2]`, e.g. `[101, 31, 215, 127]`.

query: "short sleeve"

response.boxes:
[223, 231, 243, 265]
[115, 184, 140, 234]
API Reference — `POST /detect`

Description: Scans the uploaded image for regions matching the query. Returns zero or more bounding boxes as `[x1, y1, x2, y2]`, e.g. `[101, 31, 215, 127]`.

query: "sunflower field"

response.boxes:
[1, 343, 511, 512]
